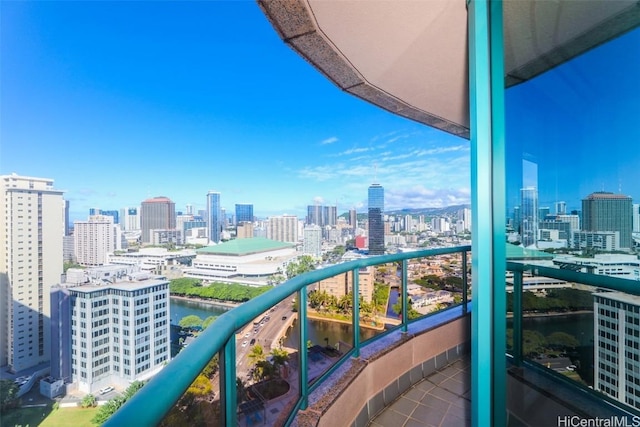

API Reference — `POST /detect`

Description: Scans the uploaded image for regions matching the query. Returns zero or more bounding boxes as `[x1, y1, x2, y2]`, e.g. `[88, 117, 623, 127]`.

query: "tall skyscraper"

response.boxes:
[582, 192, 633, 250]
[267, 215, 299, 243]
[323, 206, 337, 227]
[307, 204, 323, 226]
[349, 208, 357, 230]
[207, 191, 222, 244]
[235, 203, 254, 224]
[520, 186, 538, 247]
[633, 204, 640, 233]
[1, 174, 64, 372]
[555, 201, 567, 215]
[64, 200, 71, 236]
[368, 183, 385, 255]
[74, 215, 121, 266]
[140, 197, 176, 244]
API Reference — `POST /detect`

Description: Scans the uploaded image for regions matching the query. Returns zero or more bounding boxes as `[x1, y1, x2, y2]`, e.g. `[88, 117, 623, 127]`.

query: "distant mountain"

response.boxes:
[339, 204, 470, 219]
[386, 204, 470, 217]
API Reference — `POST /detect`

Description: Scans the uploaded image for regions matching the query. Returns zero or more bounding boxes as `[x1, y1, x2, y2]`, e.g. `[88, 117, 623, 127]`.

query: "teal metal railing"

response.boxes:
[106, 246, 471, 427]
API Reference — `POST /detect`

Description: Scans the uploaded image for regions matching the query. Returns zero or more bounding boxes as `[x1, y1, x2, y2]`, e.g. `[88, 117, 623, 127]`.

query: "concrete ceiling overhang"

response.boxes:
[258, 0, 640, 140]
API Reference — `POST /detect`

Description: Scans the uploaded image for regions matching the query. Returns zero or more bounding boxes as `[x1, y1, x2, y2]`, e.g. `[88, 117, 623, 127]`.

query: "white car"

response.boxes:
[99, 386, 114, 395]
[242, 340, 248, 347]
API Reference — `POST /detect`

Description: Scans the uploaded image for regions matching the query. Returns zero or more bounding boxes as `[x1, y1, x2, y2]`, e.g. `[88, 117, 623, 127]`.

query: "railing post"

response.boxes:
[353, 268, 361, 358]
[401, 259, 408, 332]
[298, 288, 308, 409]
[462, 251, 469, 313]
[221, 338, 237, 427]
[512, 270, 523, 366]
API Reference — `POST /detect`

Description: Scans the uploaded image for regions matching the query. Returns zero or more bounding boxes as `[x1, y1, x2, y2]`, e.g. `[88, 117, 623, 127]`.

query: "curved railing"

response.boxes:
[105, 245, 471, 427]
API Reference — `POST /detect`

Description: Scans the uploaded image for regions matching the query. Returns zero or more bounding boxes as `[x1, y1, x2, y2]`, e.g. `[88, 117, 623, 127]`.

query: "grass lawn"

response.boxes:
[40, 407, 98, 427]
[1, 405, 98, 427]
[2, 405, 50, 427]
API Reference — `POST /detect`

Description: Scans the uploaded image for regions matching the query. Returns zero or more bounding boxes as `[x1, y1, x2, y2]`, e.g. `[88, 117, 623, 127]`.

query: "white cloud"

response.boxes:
[321, 136, 339, 145]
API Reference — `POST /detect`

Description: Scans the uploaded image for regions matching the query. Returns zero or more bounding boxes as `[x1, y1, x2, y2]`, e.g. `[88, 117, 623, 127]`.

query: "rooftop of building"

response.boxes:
[584, 191, 632, 200]
[142, 196, 174, 203]
[62, 275, 169, 292]
[196, 237, 294, 256]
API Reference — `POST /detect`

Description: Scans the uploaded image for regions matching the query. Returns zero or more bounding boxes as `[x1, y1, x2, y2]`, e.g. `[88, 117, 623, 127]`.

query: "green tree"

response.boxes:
[187, 374, 212, 397]
[522, 330, 547, 356]
[179, 315, 203, 330]
[202, 316, 217, 330]
[286, 255, 316, 278]
[0, 379, 19, 413]
[248, 344, 266, 366]
[63, 261, 84, 272]
[80, 393, 97, 408]
[546, 332, 580, 350]
[202, 355, 219, 379]
[93, 382, 145, 425]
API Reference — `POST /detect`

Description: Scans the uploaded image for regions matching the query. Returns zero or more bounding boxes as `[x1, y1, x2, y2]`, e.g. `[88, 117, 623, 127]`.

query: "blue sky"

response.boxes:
[1, 1, 469, 221]
[505, 27, 640, 215]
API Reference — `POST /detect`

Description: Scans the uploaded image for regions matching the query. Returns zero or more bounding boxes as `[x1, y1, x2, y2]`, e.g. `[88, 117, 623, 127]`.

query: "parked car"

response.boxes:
[99, 386, 114, 395]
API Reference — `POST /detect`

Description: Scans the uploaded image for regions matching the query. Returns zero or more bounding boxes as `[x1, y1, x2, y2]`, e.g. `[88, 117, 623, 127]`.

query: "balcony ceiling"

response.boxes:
[258, 0, 640, 139]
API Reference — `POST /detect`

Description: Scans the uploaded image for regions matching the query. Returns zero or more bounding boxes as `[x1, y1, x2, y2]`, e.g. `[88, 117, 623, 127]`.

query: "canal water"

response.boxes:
[170, 297, 378, 349]
[170, 297, 233, 325]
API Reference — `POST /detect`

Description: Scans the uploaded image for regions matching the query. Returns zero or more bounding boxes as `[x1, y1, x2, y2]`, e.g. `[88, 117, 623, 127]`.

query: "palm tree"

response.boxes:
[248, 344, 266, 366]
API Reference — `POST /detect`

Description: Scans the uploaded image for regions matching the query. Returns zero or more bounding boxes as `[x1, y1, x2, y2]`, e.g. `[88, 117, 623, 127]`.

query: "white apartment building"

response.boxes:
[74, 215, 122, 266]
[51, 271, 170, 393]
[303, 225, 322, 257]
[594, 292, 640, 409]
[0, 174, 64, 372]
[267, 215, 299, 243]
[120, 207, 141, 231]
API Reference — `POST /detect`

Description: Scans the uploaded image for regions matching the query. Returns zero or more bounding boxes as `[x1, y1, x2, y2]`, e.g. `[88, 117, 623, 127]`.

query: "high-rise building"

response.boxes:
[349, 208, 357, 230]
[51, 267, 170, 393]
[1, 174, 64, 372]
[267, 215, 299, 243]
[555, 201, 567, 215]
[307, 205, 337, 227]
[633, 204, 640, 233]
[368, 183, 385, 255]
[207, 191, 222, 244]
[101, 210, 119, 224]
[140, 197, 176, 244]
[593, 292, 640, 409]
[64, 200, 71, 236]
[236, 222, 254, 239]
[235, 204, 254, 224]
[520, 187, 538, 247]
[582, 192, 633, 250]
[538, 207, 550, 220]
[121, 207, 141, 231]
[307, 204, 323, 226]
[303, 225, 322, 257]
[323, 206, 337, 227]
[74, 215, 121, 266]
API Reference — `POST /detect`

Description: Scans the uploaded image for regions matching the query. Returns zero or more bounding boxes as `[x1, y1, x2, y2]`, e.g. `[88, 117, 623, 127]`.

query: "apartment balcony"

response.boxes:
[105, 246, 640, 427]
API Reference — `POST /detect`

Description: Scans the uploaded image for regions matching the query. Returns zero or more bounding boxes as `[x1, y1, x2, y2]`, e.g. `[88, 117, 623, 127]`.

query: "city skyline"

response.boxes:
[1, 1, 470, 221]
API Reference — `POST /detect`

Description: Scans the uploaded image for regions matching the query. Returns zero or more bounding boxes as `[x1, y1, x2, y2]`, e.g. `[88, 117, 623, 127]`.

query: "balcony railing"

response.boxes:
[106, 245, 471, 427]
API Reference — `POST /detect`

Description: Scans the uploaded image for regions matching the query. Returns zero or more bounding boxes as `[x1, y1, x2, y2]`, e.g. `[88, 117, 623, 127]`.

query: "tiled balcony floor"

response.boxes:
[368, 357, 471, 427]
